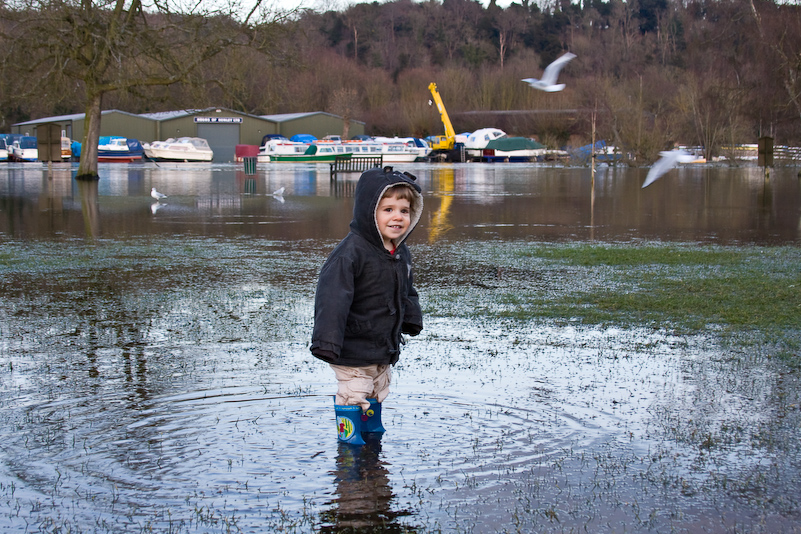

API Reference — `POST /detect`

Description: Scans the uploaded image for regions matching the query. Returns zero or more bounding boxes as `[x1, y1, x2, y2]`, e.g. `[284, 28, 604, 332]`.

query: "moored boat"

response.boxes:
[257, 138, 311, 162]
[372, 136, 432, 161]
[143, 137, 213, 162]
[482, 137, 547, 162]
[266, 143, 352, 162]
[9, 136, 38, 162]
[61, 137, 72, 160]
[259, 134, 429, 163]
[464, 128, 547, 162]
[98, 136, 144, 162]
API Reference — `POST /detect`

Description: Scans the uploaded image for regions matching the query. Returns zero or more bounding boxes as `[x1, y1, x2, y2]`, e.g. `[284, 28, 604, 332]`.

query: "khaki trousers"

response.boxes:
[330, 364, 391, 411]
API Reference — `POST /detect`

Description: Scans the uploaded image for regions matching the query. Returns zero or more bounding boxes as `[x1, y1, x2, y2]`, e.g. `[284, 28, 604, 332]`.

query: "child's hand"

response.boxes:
[402, 322, 422, 336]
[312, 349, 338, 363]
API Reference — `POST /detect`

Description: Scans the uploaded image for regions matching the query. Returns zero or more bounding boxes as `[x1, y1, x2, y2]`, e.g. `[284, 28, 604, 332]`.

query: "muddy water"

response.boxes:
[1, 161, 800, 533]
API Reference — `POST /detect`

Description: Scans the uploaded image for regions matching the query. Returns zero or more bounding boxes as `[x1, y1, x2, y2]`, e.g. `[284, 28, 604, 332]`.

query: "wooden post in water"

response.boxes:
[590, 110, 596, 187]
[590, 108, 596, 241]
[758, 136, 773, 181]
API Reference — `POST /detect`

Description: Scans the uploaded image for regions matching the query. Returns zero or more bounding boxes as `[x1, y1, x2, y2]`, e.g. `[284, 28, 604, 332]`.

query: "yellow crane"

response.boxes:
[428, 82, 457, 151]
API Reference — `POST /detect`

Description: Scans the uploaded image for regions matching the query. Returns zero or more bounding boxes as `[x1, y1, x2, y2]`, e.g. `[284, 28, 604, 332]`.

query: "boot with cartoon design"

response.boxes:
[361, 398, 386, 434]
[334, 404, 366, 445]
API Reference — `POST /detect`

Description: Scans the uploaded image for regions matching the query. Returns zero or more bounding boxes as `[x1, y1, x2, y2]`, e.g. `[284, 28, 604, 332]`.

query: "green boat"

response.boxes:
[268, 144, 353, 162]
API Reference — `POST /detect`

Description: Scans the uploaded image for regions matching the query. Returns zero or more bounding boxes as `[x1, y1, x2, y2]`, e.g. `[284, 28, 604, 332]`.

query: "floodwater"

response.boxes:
[1, 161, 800, 533]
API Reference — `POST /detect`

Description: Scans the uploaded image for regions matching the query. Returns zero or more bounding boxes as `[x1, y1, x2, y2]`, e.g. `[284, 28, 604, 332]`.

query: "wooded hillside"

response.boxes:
[2, 0, 800, 161]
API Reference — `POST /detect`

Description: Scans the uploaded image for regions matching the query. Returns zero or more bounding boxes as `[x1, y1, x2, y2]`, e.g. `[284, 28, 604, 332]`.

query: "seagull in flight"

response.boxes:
[151, 187, 167, 201]
[641, 149, 697, 188]
[522, 52, 576, 92]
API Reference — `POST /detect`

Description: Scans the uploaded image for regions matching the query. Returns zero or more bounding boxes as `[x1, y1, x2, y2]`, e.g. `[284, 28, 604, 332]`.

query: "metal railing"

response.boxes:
[330, 155, 383, 180]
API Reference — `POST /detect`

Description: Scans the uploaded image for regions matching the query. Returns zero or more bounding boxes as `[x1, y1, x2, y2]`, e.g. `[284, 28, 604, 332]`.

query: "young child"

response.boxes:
[311, 166, 424, 445]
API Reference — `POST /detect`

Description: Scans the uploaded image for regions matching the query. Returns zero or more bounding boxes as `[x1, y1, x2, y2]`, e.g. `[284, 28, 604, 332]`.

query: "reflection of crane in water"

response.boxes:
[428, 168, 455, 243]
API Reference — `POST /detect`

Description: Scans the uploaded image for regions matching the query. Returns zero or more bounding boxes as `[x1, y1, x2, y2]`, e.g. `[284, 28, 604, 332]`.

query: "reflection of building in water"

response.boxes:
[38, 166, 71, 214]
[428, 168, 454, 243]
[319, 435, 418, 533]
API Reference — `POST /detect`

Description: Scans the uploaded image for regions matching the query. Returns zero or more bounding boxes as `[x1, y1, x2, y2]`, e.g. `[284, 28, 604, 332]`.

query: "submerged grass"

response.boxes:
[420, 242, 801, 350]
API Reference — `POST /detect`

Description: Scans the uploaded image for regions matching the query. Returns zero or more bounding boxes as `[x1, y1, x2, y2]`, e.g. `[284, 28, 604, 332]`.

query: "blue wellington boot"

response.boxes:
[334, 404, 366, 445]
[362, 398, 386, 434]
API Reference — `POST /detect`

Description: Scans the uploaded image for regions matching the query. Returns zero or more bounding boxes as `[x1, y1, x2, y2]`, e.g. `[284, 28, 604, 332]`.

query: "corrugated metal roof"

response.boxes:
[138, 109, 205, 120]
[262, 112, 330, 122]
[13, 109, 148, 126]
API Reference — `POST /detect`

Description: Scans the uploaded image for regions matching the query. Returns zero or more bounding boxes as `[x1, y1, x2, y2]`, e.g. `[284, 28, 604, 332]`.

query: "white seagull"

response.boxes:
[271, 187, 285, 203]
[151, 187, 167, 200]
[641, 150, 697, 188]
[522, 52, 577, 92]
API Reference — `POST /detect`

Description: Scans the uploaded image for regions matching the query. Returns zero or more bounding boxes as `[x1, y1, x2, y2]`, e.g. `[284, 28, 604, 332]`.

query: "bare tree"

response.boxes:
[0, 0, 286, 179]
[328, 87, 360, 139]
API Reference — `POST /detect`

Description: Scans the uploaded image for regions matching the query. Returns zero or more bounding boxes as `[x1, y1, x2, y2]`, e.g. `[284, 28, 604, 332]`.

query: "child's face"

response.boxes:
[376, 193, 411, 250]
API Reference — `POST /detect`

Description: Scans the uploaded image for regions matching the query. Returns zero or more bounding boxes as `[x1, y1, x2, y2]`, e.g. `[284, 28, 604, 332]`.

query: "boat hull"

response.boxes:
[267, 153, 350, 162]
[9, 149, 38, 162]
[145, 155, 213, 162]
[98, 154, 143, 162]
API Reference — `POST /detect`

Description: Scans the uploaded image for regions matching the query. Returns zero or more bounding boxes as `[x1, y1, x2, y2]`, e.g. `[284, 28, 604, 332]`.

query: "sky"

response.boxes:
[266, 0, 512, 15]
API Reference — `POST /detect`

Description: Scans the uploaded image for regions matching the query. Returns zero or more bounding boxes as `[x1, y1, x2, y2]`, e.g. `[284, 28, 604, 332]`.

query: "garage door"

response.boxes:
[197, 123, 240, 163]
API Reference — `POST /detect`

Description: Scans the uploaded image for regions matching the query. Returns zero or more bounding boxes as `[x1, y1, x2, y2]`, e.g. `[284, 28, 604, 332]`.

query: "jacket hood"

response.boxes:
[349, 166, 423, 249]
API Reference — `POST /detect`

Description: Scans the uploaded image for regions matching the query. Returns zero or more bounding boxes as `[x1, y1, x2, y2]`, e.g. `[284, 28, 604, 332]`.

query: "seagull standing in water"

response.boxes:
[271, 187, 285, 203]
[151, 187, 167, 201]
[522, 52, 577, 92]
[641, 150, 697, 188]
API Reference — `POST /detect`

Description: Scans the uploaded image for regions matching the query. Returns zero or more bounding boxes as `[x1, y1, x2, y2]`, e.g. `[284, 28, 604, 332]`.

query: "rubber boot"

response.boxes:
[361, 398, 386, 434]
[334, 404, 366, 445]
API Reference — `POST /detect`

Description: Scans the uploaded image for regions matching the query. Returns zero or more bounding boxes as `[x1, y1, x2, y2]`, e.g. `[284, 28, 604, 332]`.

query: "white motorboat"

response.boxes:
[464, 128, 545, 162]
[372, 137, 432, 161]
[463, 128, 508, 156]
[144, 137, 213, 162]
[9, 136, 38, 162]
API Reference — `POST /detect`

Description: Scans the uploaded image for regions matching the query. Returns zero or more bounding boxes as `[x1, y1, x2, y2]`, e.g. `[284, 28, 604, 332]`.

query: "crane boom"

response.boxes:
[428, 82, 456, 151]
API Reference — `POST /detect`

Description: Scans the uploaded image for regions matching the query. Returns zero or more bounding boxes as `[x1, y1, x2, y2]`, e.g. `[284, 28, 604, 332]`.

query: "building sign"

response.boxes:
[194, 117, 243, 124]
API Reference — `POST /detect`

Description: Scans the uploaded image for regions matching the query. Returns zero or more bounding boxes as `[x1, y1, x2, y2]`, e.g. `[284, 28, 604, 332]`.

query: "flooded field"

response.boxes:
[1, 161, 800, 533]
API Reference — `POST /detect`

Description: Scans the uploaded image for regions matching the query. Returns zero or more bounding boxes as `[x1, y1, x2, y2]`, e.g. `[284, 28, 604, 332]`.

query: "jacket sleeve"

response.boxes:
[310, 254, 355, 363]
[401, 260, 423, 336]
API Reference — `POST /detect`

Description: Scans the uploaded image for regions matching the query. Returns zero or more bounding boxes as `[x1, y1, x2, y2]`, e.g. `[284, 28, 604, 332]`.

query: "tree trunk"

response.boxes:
[76, 91, 103, 180]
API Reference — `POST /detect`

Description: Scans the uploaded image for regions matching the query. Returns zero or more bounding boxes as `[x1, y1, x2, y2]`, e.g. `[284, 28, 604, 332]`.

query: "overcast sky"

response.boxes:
[268, 0, 513, 15]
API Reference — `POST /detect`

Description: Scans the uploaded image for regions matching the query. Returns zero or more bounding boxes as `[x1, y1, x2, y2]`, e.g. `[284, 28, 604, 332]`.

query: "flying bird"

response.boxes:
[151, 187, 167, 200]
[522, 52, 577, 92]
[641, 150, 697, 188]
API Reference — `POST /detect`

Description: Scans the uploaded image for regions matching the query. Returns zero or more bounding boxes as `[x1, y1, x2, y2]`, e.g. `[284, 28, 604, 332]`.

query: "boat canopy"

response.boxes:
[291, 134, 317, 143]
[485, 138, 545, 151]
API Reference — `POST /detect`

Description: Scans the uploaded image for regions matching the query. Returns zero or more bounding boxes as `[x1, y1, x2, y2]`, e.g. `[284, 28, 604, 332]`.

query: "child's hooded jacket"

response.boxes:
[311, 166, 424, 367]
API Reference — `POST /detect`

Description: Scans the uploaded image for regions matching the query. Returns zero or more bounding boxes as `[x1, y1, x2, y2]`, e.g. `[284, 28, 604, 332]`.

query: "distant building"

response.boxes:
[262, 112, 365, 141]
[12, 108, 365, 162]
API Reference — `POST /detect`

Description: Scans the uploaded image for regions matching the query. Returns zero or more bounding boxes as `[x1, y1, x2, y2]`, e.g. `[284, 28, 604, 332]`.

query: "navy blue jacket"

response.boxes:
[311, 167, 424, 367]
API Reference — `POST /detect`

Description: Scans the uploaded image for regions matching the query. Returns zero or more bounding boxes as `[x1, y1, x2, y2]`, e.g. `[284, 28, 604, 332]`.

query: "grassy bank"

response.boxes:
[418, 242, 801, 355]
